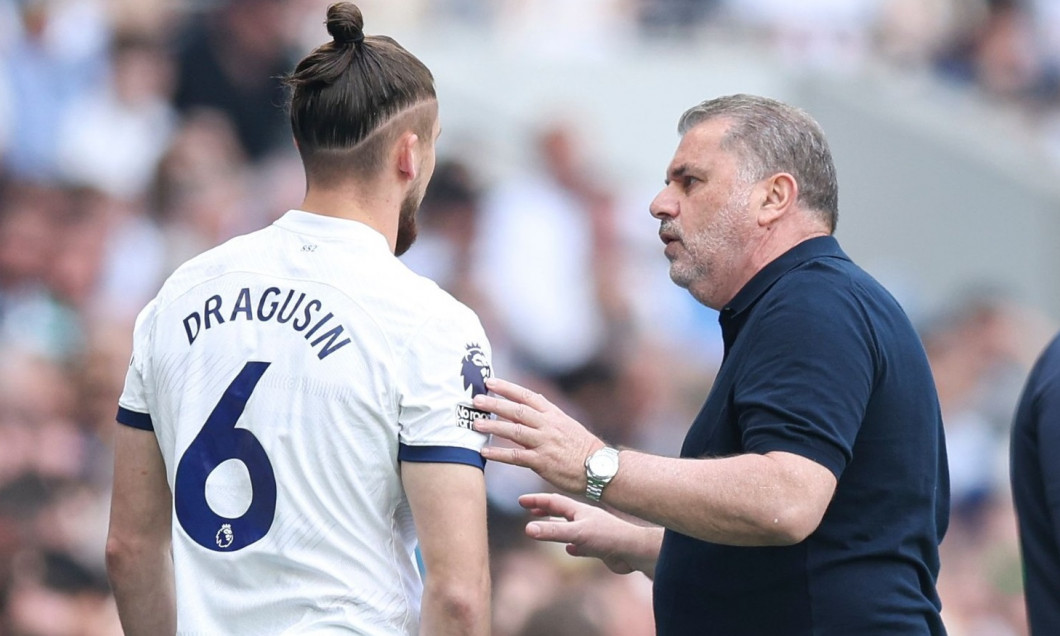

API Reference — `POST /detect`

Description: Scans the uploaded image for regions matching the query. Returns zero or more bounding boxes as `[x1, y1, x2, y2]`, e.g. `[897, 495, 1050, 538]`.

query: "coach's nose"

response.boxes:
[650, 186, 677, 220]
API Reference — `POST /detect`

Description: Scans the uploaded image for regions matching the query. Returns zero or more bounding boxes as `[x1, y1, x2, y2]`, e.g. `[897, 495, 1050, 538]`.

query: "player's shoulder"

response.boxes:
[387, 262, 481, 327]
[176, 228, 270, 273]
[157, 228, 274, 299]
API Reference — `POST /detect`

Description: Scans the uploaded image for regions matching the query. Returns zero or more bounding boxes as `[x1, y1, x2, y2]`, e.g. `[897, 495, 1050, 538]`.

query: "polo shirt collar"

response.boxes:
[272, 209, 391, 252]
[722, 235, 848, 317]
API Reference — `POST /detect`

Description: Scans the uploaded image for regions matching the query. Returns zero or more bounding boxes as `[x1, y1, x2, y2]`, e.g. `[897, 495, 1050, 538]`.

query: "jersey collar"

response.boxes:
[722, 235, 848, 318]
[272, 209, 392, 252]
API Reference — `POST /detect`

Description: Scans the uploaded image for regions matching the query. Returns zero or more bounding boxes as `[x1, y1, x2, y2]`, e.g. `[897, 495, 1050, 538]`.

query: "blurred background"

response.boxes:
[1, 0, 1059, 634]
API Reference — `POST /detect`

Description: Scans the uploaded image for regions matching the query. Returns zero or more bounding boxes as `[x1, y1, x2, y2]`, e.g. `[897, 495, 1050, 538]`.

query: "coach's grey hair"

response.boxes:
[678, 94, 838, 232]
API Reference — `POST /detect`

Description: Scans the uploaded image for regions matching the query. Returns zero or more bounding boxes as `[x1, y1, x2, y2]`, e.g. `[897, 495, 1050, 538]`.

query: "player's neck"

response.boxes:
[300, 185, 400, 253]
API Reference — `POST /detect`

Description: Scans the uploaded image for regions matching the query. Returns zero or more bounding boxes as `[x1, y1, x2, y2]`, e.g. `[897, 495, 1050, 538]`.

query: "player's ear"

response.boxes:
[396, 131, 420, 183]
[756, 172, 797, 227]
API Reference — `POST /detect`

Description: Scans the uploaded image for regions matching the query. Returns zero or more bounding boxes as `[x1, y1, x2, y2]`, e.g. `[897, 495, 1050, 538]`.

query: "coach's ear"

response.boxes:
[396, 131, 420, 184]
[756, 172, 797, 227]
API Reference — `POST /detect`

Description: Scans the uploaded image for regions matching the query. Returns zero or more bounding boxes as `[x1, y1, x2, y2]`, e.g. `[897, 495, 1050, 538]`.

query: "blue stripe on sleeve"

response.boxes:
[116, 407, 154, 431]
[398, 444, 486, 470]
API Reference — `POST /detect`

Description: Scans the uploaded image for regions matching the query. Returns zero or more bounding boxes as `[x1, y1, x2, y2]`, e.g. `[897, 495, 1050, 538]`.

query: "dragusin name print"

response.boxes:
[182, 287, 351, 360]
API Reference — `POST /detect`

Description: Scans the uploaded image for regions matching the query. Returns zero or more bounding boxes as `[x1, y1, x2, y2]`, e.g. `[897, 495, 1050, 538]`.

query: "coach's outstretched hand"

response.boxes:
[472, 377, 664, 579]
[518, 492, 662, 578]
[472, 377, 602, 495]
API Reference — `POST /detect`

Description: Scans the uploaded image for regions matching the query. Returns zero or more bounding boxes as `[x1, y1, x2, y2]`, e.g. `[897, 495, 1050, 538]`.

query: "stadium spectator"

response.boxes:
[171, 0, 292, 161]
[473, 119, 626, 386]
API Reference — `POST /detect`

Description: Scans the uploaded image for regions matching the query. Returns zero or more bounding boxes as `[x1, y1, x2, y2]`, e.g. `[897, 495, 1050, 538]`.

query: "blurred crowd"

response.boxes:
[1, 0, 1058, 634]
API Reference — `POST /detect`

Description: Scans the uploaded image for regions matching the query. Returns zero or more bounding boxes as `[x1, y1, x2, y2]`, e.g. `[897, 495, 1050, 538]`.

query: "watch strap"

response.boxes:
[584, 446, 620, 502]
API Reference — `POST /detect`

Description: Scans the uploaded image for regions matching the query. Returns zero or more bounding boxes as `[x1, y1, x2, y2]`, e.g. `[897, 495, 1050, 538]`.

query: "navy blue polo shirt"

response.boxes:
[1011, 332, 1060, 636]
[653, 236, 949, 636]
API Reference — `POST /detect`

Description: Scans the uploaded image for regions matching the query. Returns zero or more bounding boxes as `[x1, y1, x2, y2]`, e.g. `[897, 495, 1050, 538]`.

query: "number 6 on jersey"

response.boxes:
[175, 361, 276, 552]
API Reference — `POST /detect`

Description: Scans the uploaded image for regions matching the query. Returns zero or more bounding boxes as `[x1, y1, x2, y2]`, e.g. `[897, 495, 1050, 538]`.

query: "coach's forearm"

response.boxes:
[106, 536, 175, 635]
[601, 450, 833, 547]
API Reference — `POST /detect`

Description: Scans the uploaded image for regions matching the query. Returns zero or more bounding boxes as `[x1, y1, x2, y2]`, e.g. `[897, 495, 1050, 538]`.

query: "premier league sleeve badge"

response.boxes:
[456, 343, 492, 430]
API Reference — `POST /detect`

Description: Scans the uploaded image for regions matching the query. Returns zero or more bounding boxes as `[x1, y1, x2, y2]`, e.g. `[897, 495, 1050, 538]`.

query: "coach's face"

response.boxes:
[395, 113, 441, 257]
[649, 118, 758, 310]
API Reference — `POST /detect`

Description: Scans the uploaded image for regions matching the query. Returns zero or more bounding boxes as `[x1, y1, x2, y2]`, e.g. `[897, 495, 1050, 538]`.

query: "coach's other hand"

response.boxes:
[519, 492, 661, 578]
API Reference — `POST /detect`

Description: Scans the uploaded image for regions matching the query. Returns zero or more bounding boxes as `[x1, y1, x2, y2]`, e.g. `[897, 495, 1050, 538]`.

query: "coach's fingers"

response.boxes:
[472, 417, 537, 447]
[483, 377, 555, 413]
[472, 394, 538, 427]
[518, 492, 581, 520]
[525, 518, 580, 544]
[478, 443, 532, 467]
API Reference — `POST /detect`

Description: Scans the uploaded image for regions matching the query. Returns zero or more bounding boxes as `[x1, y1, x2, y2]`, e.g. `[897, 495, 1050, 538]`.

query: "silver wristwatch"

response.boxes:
[584, 446, 620, 502]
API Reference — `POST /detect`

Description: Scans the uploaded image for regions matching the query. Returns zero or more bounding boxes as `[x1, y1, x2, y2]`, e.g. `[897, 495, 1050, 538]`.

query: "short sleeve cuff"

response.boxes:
[398, 443, 486, 470]
[116, 406, 154, 431]
[745, 438, 846, 479]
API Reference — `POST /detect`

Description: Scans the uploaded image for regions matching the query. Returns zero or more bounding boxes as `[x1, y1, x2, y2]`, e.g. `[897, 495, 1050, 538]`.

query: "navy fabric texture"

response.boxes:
[1011, 333, 1060, 636]
[116, 406, 154, 431]
[398, 443, 486, 470]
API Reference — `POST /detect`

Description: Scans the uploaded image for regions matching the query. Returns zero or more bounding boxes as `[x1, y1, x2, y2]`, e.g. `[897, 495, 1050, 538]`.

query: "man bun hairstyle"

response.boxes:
[326, 3, 365, 47]
[679, 94, 839, 232]
[283, 2, 436, 184]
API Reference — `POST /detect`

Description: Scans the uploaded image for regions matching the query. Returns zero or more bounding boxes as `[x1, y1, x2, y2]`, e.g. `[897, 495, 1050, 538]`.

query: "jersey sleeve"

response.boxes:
[116, 299, 158, 431]
[395, 303, 492, 469]
[734, 274, 875, 478]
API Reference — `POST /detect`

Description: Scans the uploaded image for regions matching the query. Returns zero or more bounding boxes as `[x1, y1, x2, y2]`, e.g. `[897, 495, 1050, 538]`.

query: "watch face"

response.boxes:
[588, 451, 618, 477]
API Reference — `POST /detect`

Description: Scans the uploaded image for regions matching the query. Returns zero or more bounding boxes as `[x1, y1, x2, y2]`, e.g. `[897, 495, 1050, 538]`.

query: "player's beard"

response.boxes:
[394, 187, 421, 257]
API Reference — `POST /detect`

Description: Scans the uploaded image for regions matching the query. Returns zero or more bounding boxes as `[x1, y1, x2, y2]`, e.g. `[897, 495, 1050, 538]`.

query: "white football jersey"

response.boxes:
[117, 210, 492, 635]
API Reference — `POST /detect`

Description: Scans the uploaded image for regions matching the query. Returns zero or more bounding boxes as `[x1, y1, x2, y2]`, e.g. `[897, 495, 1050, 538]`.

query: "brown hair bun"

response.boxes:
[326, 2, 365, 47]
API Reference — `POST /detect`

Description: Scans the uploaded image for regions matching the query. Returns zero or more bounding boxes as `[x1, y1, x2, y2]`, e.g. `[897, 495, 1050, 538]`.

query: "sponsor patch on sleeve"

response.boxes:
[456, 402, 490, 430]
